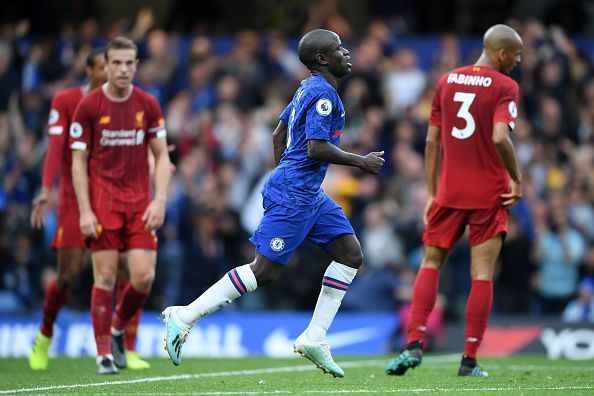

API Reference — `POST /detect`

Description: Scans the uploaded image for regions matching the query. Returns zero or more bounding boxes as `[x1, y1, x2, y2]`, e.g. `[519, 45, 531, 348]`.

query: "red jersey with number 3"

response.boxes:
[69, 84, 166, 213]
[43, 86, 86, 206]
[429, 65, 519, 209]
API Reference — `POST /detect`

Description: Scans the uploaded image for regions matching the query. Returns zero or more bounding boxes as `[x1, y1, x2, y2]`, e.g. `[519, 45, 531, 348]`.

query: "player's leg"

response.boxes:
[163, 253, 274, 366]
[386, 203, 465, 375]
[113, 253, 150, 370]
[162, 198, 308, 366]
[29, 247, 85, 370]
[111, 249, 155, 369]
[293, 196, 359, 378]
[91, 249, 119, 374]
[458, 206, 508, 377]
[385, 244, 449, 375]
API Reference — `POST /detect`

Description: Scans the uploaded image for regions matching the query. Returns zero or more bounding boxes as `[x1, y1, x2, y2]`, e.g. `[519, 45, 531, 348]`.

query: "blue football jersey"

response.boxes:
[263, 75, 345, 207]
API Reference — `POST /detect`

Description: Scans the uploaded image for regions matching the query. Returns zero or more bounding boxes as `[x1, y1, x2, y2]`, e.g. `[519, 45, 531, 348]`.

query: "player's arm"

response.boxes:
[493, 122, 522, 207]
[423, 124, 441, 224]
[71, 148, 98, 238]
[307, 140, 384, 174]
[31, 98, 67, 228]
[144, 136, 171, 231]
[272, 121, 287, 166]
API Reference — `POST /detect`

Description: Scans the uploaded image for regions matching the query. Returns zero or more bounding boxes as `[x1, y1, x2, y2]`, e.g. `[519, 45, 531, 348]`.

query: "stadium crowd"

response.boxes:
[0, 12, 593, 325]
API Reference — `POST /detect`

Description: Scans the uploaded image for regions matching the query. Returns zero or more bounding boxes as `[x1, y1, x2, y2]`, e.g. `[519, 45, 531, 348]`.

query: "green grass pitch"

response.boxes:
[0, 354, 592, 394]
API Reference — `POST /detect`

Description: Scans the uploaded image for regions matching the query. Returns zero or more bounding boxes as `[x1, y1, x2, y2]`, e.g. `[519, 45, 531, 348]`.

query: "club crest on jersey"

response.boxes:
[99, 116, 111, 124]
[49, 109, 59, 124]
[270, 237, 285, 252]
[508, 101, 517, 117]
[70, 122, 83, 138]
[316, 99, 332, 116]
[135, 111, 144, 127]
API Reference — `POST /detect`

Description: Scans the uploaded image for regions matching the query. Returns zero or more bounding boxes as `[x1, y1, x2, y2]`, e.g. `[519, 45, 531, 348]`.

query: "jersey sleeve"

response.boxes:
[493, 80, 519, 130]
[69, 98, 93, 152]
[279, 104, 291, 124]
[429, 78, 444, 127]
[41, 94, 69, 188]
[305, 91, 336, 141]
[146, 94, 166, 139]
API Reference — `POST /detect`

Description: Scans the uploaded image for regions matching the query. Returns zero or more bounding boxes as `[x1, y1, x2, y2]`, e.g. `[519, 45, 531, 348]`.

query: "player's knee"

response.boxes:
[94, 273, 117, 290]
[56, 273, 74, 291]
[251, 259, 283, 286]
[132, 268, 155, 292]
[342, 247, 363, 269]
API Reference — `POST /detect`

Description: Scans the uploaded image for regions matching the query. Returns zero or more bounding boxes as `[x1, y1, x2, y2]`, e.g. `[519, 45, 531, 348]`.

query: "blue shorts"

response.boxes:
[250, 193, 355, 265]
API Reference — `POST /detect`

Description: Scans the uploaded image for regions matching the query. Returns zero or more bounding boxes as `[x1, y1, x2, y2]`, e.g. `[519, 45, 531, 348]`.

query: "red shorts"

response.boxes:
[51, 204, 86, 250]
[422, 202, 508, 249]
[88, 210, 158, 252]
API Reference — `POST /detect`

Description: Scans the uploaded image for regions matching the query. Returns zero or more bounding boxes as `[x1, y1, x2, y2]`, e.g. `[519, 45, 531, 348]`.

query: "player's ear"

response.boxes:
[316, 53, 328, 65]
[497, 48, 507, 63]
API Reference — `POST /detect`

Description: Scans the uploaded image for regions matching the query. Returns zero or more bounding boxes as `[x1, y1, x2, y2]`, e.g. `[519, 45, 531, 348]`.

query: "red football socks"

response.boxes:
[91, 286, 114, 356]
[124, 310, 141, 351]
[112, 283, 149, 332]
[40, 280, 71, 337]
[407, 267, 440, 345]
[464, 279, 493, 359]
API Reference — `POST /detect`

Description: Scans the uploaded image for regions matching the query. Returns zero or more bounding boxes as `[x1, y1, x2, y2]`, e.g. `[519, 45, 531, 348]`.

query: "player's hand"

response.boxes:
[30, 189, 50, 229]
[501, 179, 522, 208]
[360, 151, 385, 174]
[423, 196, 435, 226]
[80, 210, 99, 239]
[142, 199, 166, 231]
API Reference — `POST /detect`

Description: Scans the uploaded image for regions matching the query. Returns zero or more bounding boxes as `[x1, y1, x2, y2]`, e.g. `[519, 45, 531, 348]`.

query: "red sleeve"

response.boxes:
[41, 94, 69, 188]
[429, 78, 444, 127]
[69, 97, 93, 152]
[146, 95, 166, 140]
[493, 79, 519, 130]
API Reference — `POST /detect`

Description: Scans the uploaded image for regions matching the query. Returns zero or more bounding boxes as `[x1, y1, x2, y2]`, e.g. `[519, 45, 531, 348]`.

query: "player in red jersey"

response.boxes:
[28, 48, 151, 371]
[70, 36, 171, 374]
[386, 24, 523, 377]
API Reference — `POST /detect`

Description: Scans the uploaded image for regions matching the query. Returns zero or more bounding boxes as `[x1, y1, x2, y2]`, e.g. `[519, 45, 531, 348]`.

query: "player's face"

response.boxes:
[87, 54, 107, 86]
[325, 35, 352, 78]
[106, 48, 138, 89]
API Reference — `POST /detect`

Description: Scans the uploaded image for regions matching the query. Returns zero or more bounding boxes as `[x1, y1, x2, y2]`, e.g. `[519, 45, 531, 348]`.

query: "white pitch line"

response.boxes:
[13, 354, 591, 395]
[77, 385, 594, 395]
[508, 364, 594, 372]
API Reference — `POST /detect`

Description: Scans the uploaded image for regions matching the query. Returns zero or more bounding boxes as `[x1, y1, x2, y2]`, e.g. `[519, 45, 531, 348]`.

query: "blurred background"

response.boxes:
[0, 0, 593, 358]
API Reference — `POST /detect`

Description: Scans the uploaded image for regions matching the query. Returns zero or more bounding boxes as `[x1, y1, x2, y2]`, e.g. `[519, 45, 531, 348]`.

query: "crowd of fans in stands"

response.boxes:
[0, 11, 593, 325]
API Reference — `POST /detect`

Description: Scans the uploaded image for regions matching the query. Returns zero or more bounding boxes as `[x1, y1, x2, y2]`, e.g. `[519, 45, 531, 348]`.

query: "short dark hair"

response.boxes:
[86, 47, 105, 67]
[105, 36, 138, 60]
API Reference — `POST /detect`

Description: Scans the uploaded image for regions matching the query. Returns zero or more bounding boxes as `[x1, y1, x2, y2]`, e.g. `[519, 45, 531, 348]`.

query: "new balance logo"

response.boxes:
[466, 337, 479, 343]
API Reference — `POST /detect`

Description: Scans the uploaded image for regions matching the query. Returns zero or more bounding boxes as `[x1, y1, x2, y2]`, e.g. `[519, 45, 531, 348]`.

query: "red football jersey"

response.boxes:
[42, 86, 85, 206]
[69, 84, 166, 213]
[429, 65, 519, 209]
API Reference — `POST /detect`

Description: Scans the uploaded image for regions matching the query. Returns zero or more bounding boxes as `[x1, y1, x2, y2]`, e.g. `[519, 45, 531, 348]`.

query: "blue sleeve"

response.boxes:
[279, 104, 291, 124]
[305, 91, 336, 141]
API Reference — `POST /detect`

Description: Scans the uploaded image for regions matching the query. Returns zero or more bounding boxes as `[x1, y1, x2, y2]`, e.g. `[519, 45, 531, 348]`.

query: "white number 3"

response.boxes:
[451, 92, 476, 139]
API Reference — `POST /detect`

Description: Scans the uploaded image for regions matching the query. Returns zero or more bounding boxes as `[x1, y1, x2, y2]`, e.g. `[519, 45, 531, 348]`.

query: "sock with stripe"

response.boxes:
[305, 261, 357, 342]
[40, 279, 71, 337]
[407, 267, 439, 345]
[177, 264, 258, 325]
[91, 286, 114, 356]
[463, 279, 493, 359]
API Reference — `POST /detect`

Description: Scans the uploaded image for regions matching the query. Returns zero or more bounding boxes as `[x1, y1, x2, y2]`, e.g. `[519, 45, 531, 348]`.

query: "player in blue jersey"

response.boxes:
[161, 29, 385, 377]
